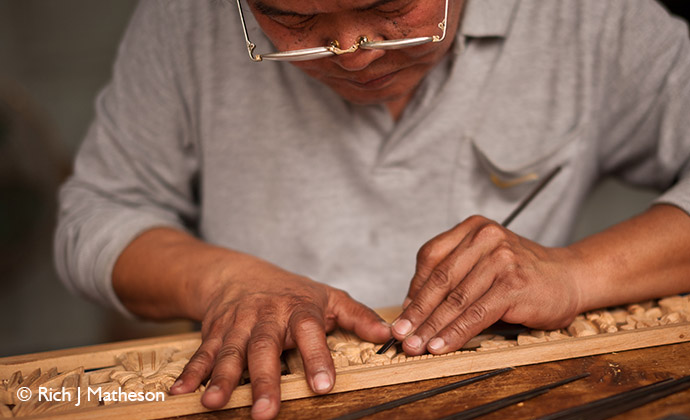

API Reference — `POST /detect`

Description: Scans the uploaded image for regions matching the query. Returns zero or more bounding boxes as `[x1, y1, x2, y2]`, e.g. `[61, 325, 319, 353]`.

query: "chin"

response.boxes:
[327, 82, 413, 107]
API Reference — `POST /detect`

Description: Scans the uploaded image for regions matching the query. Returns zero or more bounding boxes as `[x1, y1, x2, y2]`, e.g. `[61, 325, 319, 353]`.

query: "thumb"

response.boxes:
[328, 290, 391, 343]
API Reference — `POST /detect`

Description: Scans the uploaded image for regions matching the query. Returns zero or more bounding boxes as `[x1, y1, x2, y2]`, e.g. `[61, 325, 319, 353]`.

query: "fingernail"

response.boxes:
[429, 337, 445, 351]
[393, 319, 412, 336]
[206, 385, 220, 394]
[406, 335, 422, 349]
[313, 372, 332, 392]
[172, 379, 183, 389]
[380, 320, 392, 328]
[403, 297, 412, 309]
[252, 397, 271, 415]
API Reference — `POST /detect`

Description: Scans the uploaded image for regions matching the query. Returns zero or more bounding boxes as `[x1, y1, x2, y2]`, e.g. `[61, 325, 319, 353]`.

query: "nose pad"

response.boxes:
[330, 35, 385, 72]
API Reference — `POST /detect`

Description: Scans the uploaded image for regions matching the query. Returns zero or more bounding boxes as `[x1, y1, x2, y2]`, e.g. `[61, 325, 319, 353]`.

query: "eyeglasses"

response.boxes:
[235, 0, 449, 62]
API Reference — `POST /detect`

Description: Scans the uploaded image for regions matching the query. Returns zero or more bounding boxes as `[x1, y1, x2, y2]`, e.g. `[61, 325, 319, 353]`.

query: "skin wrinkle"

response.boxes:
[246, 0, 464, 119]
[104, 2, 690, 419]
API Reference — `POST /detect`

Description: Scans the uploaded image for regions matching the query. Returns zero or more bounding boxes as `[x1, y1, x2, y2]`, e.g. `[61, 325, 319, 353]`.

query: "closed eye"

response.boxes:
[251, 1, 316, 28]
[269, 13, 315, 29]
[367, 0, 415, 16]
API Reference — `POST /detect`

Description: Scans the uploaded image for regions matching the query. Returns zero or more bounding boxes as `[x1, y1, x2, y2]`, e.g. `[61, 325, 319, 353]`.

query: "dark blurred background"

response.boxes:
[0, 0, 688, 357]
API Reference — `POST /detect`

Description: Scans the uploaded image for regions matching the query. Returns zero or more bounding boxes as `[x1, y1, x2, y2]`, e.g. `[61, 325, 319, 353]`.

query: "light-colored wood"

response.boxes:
[0, 333, 201, 378]
[2, 296, 689, 419]
[284, 351, 305, 376]
[374, 306, 400, 324]
[2, 322, 688, 420]
[567, 317, 599, 337]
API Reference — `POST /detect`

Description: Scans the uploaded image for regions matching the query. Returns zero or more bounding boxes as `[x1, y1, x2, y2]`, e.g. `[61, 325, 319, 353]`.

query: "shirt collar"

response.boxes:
[459, 0, 520, 38]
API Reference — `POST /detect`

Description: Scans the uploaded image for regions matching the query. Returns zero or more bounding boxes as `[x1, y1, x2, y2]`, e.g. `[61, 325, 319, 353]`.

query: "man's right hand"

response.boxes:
[113, 228, 391, 420]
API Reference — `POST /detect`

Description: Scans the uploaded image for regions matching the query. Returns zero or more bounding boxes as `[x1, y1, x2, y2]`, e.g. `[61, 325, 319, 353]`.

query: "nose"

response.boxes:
[331, 43, 384, 71]
[327, 21, 385, 71]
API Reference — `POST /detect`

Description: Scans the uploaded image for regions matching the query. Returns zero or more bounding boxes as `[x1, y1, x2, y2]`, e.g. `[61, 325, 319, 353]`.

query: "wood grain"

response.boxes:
[201, 341, 690, 420]
[1, 298, 689, 419]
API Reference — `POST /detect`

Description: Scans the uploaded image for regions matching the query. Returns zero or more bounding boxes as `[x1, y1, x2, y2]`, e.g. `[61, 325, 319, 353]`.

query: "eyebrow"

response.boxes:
[251, 0, 401, 17]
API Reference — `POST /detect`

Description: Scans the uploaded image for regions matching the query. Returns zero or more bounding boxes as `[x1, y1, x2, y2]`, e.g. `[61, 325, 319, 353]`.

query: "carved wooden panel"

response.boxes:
[1, 296, 689, 419]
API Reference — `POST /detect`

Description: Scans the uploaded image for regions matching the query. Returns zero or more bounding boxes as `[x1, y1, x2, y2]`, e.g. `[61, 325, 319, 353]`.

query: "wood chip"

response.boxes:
[567, 318, 599, 337]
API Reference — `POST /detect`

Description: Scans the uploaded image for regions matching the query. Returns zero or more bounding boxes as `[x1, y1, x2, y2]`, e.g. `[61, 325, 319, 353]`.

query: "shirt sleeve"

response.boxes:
[595, 0, 690, 214]
[54, 0, 200, 317]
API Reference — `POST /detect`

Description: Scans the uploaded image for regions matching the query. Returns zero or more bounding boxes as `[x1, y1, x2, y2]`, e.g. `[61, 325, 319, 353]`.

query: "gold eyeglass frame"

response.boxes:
[235, 0, 449, 62]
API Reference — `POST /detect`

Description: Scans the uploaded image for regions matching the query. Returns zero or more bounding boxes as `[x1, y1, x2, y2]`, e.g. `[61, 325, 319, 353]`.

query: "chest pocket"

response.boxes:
[449, 126, 585, 229]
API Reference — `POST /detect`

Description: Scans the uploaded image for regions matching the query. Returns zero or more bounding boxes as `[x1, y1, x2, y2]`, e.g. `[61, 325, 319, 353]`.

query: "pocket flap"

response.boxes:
[471, 129, 581, 189]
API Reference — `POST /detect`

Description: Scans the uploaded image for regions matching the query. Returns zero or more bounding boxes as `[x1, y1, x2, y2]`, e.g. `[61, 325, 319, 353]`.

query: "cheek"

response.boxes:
[388, 5, 445, 36]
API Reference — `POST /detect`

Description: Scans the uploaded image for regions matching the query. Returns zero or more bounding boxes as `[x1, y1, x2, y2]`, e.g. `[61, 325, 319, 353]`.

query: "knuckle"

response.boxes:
[493, 243, 517, 265]
[465, 303, 489, 325]
[287, 305, 327, 343]
[249, 329, 281, 352]
[445, 288, 470, 309]
[416, 241, 444, 265]
[473, 222, 507, 244]
[301, 351, 330, 369]
[181, 363, 208, 380]
[202, 315, 240, 342]
[249, 375, 274, 390]
[287, 296, 319, 314]
[445, 319, 472, 342]
[292, 315, 323, 336]
[419, 316, 444, 336]
[406, 299, 427, 319]
[216, 342, 245, 364]
[427, 267, 452, 290]
[330, 288, 351, 302]
[189, 347, 217, 369]
[464, 214, 488, 226]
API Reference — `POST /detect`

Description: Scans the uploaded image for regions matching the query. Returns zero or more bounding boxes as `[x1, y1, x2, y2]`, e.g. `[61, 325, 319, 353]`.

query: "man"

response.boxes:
[55, 0, 690, 419]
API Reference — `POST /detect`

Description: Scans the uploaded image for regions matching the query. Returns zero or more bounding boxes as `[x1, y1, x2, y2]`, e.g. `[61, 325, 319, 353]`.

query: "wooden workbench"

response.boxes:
[177, 341, 690, 420]
[2, 299, 688, 419]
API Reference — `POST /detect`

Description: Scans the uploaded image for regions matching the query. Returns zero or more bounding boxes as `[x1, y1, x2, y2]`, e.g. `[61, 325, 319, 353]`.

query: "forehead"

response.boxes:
[249, 0, 398, 15]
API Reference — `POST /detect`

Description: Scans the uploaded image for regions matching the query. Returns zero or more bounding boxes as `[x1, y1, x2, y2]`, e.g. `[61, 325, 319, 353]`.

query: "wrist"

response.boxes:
[542, 244, 594, 319]
[562, 240, 616, 314]
[191, 248, 276, 320]
[184, 245, 246, 321]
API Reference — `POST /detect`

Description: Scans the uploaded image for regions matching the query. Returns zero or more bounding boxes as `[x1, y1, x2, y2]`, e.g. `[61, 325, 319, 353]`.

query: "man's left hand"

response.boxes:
[391, 215, 583, 355]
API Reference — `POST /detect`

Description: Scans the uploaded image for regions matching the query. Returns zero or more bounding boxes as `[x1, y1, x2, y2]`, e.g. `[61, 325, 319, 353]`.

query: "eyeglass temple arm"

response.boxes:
[433, 0, 450, 42]
[236, 0, 263, 62]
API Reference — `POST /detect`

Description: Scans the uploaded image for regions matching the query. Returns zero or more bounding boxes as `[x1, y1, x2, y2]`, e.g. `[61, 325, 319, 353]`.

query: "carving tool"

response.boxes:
[538, 375, 690, 420]
[439, 372, 589, 420]
[377, 165, 563, 355]
[332, 367, 512, 420]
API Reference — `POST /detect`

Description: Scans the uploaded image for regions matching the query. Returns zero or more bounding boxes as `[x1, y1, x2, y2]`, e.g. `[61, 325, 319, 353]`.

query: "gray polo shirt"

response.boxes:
[55, 0, 690, 316]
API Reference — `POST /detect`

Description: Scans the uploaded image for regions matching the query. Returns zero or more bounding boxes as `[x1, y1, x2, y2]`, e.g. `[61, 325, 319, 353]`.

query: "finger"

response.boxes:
[429, 284, 512, 354]
[247, 319, 286, 420]
[201, 330, 251, 409]
[405, 220, 479, 305]
[394, 219, 506, 341]
[288, 302, 336, 394]
[170, 336, 223, 395]
[329, 290, 391, 342]
[393, 242, 485, 342]
[401, 252, 499, 355]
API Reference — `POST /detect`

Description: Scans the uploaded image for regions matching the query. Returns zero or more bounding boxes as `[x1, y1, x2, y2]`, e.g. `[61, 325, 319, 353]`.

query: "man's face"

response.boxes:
[248, 0, 465, 107]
